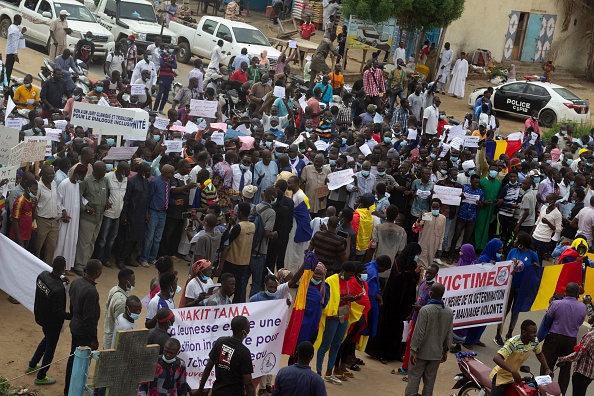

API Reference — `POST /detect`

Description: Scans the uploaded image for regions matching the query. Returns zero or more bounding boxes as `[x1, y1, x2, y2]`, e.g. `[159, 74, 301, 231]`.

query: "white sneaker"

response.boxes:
[324, 375, 342, 385]
[140, 261, 150, 268]
[434, 258, 444, 265]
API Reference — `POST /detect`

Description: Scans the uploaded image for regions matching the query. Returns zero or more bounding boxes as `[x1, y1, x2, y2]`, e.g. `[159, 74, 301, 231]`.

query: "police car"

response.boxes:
[468, 80, 590, 127]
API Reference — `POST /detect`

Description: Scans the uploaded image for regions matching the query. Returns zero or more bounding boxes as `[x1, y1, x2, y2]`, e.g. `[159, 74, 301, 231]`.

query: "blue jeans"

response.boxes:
[243, 253, 266, 300]
[153, 81, 172, 111]
[441, 217, 455, 252]
[316, 317, 348, 372]
[92, 216, 119, 264]
[140, 209, 167, 262]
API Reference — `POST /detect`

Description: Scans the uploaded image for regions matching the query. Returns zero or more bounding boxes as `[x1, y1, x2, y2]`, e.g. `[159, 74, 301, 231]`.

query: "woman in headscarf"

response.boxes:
[180, 259, 213, 307]
[259, 50, 270, 75]
[365, 243, 422, 364]
[461, 238, 505, 349]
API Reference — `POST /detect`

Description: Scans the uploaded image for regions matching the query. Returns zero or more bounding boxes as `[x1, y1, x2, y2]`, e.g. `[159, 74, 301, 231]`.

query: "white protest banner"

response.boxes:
[8, 141, 25, 166]
[45, 129, 62, 142]
[24, 136, 52, 157]
[185, 121, 199, 133]
[153, 117, 170, 130]
[71, 101, 149, 138]
[273, 86, 285, 98]
[288, 40, 297, 49]
[0, 126, 19, 165]
[0, 166, 18, 191]
[530, 132, 539, 145]
[164, 140, 183, 153]
[462, 193, 481, 205]
[103, 147, 139, 161]
[190, 99, 218, 118]
[54, 119, 68, 131]
[5, 117, 22, 130]
[407, 128, 417, 140]
[172, 300, 290, 389]
[437, 261, 512, 329]
[210, 132, 225, 146]
[328, 169, 354, 190]
[463, 136, 480, 148]
[130, 84, 146, 96]
[433, 185, 462, 206]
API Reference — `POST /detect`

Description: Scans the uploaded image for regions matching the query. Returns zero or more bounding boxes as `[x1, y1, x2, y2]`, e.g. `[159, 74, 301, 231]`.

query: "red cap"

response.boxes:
[510, 158, 521, 166]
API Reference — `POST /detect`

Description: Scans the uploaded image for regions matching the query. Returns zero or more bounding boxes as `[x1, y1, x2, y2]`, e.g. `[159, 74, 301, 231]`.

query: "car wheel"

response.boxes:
[539, 109, 556, 127]
[0, 19, 11, 39]
[178, 42, 192, 64]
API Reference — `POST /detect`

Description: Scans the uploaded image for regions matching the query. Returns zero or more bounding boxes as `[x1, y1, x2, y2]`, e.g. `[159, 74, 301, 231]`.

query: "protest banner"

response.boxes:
[172, 300, 290, 389]
[5, 118, 22, 130]
[71, 102, 149, 138]
[24, 136, 52, 157]
[328, 169, 354, 190]
[164, 140, 183, 153]
[45, 129, 62, 142]
[436, 261, 512, 329]
[190, 99, 218, 118]
[210, 132, 225, 146]
[463, 136, 480, 148]
[433, 185, 462, 206]
[0, 126, 18, 165]
[8, 141, 24, 166]
[153, 117, 170, 130]
[103, 147, 139, 161]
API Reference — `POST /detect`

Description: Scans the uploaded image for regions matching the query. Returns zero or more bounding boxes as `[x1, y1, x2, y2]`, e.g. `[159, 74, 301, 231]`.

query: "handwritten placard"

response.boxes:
[433, 185, 462, 206]
[164, 140, 183, 153]
[130, 84, 146, 96]
[210, 132, 225, 146]
[21, 140, 47, 162]
[189, 99, 218, 118]
[45, 128, 62, 142]
[327, 169, 354, 191]
[0, 166, 18, 192]
[0, 126, 18, 165]
[153, 117, 170, 130]
[462, 193, 481, 205]
[530, 132, 539, 145]
[103, 147, 139, 161]
[5, 118, 22, 130]
[463, 136, 480, 148]
[24, 136, 51, 157]
[8, 141, 24, 166]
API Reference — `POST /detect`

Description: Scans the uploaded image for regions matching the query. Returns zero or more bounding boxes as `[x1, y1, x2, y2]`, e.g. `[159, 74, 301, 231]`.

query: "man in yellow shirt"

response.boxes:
[471, 122, 489, 141]
[328, 63, 344, 96]
[490, 319, 552, 396]
[13, 74, 40, 110]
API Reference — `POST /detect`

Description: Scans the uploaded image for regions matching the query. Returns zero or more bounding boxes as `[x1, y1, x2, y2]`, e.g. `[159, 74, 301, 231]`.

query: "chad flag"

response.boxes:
[514, 261, 584, 312]
[485, 139, 523, 161]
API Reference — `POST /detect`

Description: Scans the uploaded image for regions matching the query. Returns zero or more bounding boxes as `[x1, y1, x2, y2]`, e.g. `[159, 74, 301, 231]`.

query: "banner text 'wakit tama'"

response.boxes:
[172, 299, 290, 389]
[437, 261, 512, 330]
[71, 101, 149, 138]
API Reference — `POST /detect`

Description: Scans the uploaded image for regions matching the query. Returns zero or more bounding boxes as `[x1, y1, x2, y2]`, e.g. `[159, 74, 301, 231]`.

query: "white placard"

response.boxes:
[440, 144, 450, 158]
[71, 101, 150, 138]
[273, 86, 285, 98]
[185, 120, 199, 133]
[18, 38, 25, 49]
[288, 40, 297, 49]
[359, 144, 372, 156]
[45, 128, 62, 142]
[103, 147, 139, 161]
[164, 140, 183, 153]
[407, 128, 417, 140]
[130, 84, 146, 96]
[433, 185, 462, 206]
[314, 140, 328, 151]
[24, 136, 51, 156]
[153, 117, 170, 130]
[0, 126, 18, 165]
[416, 189, 431, 199]
[97, 97, 110, 107]
[236, 124, 248, 134]
[54, 119, 68, 131]
[5, 97, 15, 122]
[5, 118, 22, 130]
[446, 124, 465, 141]
[299, 96, 307, 112]
[535, 375, 552, 386]
[327, 169, 354, 190]
[463, 136, 480, 148]
[530, 132, 539, 145]
[189, 99, 218, 118]
[0, 166, 18, 191]
[8, 141, 24, 166]
[373, 112, 383, 124]
[210, 131, 225, 146]
[21, 140, 47, 162]
[462, 193, 481, 205]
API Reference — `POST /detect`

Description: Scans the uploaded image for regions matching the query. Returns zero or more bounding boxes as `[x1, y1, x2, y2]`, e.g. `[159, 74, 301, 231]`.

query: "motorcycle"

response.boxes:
[38, 58, 92, 95]
[204, 66, 230, 96]
[453, 352, 561, 396]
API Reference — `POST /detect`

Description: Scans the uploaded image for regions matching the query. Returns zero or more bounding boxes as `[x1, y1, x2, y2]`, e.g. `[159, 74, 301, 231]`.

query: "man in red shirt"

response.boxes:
[230, 61, 248, 84]
[10, 179, 38, 248]
[300, 15, 316, 40]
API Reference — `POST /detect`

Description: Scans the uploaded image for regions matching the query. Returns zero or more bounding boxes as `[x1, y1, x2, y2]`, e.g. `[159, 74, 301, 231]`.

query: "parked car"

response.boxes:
[468, 80, 590, 127]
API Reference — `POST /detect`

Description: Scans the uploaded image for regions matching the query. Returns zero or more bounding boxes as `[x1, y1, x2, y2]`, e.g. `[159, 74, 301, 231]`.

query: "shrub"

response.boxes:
[541, 121, 593, 143]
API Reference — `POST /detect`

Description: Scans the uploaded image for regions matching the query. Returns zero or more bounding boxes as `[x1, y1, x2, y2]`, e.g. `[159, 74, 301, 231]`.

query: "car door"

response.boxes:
[20, 0, 40, 41]
[194, 18, 218, 58]
[521, 84, 551, 115]
[493, 82, 529, 115]
[215, 22, 233, 55]
[33, 0, 54, 43]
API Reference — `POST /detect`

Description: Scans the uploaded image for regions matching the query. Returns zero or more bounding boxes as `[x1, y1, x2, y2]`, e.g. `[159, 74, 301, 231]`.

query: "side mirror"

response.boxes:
[520, 365, 531, 373]
[42, 11, 51, 18]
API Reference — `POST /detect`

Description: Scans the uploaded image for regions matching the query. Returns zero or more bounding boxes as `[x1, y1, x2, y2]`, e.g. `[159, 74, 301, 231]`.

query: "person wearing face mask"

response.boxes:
[13, 74, 39, 110]
[74, 31, 95, 68]
[514, 176, 537, 236]
[131, 50, 157, 94]
[145, 272, 177, 329]
[474, 164, 502, 250]
[415, 198, 446, 269]
[102, 268, 136, 348]
[141, 337, 189, 396]
[109, 295, 141, 351]
[300, 154, 330, 217]
[62, 87, 87, 118]
[346, 160, 375, 210]
[198, 315, 255, 396]
[496, 170, 521, 251]
[86, 80, 109, 103]
[54, 164, 87, 275]
[524, 110, 540, 134]
[532, 193, 562, 264]
[181, 259, 214, 307]
[153, 46, 177, 114]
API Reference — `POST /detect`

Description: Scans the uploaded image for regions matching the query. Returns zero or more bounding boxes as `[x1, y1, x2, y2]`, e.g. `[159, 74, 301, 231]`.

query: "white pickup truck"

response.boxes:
[169, 15, 280, 68]
[90, 0, 177, 51]
[0, 0, 114, 62]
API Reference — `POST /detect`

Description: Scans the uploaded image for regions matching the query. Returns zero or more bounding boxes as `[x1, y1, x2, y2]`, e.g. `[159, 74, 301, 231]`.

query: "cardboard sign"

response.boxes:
[210, 132, 225, 146]
[130, 84, 146, 96]
[153, 117, 170, 130]
[71, 101, 149, 138]
[189, 99, 218, 118]
[21, 140, 47, 162]
[463, 136, 480, 148]
[433, 185, 462, 206]
[0, 166, 18, 193]
[0, 126, 19, 165]
[164, 140, 183, 153]
[5, 118, 22, 130]
[288, 40, 297, 49]
[45, 129, 62, 142]
[8, 141, 24, 166]
[273, 86, 285, 98]
[24, 136, 52, 157]
[103, 147, 139, 161]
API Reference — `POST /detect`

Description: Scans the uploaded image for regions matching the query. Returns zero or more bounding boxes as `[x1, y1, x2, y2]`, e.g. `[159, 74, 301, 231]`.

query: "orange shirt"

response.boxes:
[328, 72, 344, 90]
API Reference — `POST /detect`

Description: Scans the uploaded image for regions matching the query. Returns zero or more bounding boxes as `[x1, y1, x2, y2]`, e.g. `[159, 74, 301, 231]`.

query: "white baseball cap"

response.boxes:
[60, 10, 70, 16]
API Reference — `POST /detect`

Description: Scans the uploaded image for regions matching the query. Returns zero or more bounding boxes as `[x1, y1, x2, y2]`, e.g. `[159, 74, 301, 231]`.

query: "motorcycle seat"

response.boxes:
[467, 359, 493, 391]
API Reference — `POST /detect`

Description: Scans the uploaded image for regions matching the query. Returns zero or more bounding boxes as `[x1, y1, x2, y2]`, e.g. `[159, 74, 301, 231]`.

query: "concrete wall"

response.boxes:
[442, 0, 588, 73]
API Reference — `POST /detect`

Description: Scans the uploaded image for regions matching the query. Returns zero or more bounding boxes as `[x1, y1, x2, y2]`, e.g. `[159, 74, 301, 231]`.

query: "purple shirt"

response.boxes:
[412, 279, 432, 322]
[548, 297, 587, 337]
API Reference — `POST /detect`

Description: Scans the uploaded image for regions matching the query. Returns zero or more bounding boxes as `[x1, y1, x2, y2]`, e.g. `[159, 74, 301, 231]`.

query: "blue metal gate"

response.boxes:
[521, 13, 544, 62]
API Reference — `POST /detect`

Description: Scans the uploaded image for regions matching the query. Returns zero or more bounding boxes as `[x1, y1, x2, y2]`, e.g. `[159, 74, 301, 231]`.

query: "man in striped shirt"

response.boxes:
[308, 216, 348, 272]
[363, 59, 385, 112]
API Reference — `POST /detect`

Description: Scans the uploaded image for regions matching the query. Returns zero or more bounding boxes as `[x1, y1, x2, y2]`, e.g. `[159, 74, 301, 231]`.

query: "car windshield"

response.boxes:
[55, 3, 96, 22]
[233, 27, 270, 46]
[120, 2, 156, 22]
[553, 87, 582, 101]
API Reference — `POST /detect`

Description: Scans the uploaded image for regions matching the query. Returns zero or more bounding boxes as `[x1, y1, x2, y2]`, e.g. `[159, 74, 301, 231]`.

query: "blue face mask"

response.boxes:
[429, 153, 436, 159]
[168, 48, 174, 54]
[532, 158, 538, 162]
[265, 290, 275, 297]
[360, 274, 368, 282]
[130, 312, 141, 320]
[86, 37, 92, 41]
[106, 138, 115, 147]
[361, 170, 370, 177]
[489, 170, 498, 178]
[342, 138, 347, 145]
[311, 278, 322, 285]
[306, 127, 313, 132]
[432, 209, 440, 216]
[96, 86, 103, 93]
[440, 169, 447, 175]
[153, 135, 160, 142]
[413, 255, 418, 262]
[509, 180, 517, 185]
[329, 159, 336, 166]
[496, 253, 503, 260]
[265, 141, 272, 148]
[384, 137, 391, 143]
[534, 177, 541, 183]
[546, 159, 552, 164]
[162, 356, 176, 364]
[240, 163, 249, 171]
[450, 156, 458, 162]
[570, 181, 575, 186]
[566, 159, 574, 165]
[377, 171, 385, 176]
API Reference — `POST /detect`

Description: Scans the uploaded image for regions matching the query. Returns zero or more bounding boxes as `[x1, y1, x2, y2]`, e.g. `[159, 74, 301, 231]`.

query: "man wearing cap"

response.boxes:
[49, 10, 71, 60]
[360, 104, 377, 125]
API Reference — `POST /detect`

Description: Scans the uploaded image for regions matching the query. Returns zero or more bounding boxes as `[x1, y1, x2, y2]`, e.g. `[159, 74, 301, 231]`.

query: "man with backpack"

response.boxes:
[243, 186, 278, 299]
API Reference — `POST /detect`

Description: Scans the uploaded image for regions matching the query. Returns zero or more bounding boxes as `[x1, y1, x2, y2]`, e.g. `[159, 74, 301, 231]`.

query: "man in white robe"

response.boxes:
[448, 52, 469, 98]
[436, 42, 454, 94]
[283, 176, 313, 273]
[54, 165, 87, 273]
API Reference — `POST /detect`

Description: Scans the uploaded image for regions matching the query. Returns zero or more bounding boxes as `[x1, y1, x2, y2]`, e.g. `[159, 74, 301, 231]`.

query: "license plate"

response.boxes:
[582, 107, 586, 114]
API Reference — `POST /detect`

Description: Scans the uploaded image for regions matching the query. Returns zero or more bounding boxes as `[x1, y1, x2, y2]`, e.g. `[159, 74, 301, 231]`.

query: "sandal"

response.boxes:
[391, 367, 407, 375]
[355, 358, 365, 365]
[334, 374, 348, 381]
[402, 376, 409, 382]
[349, 363, 361, 371]
[342, 370, 354, 378]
